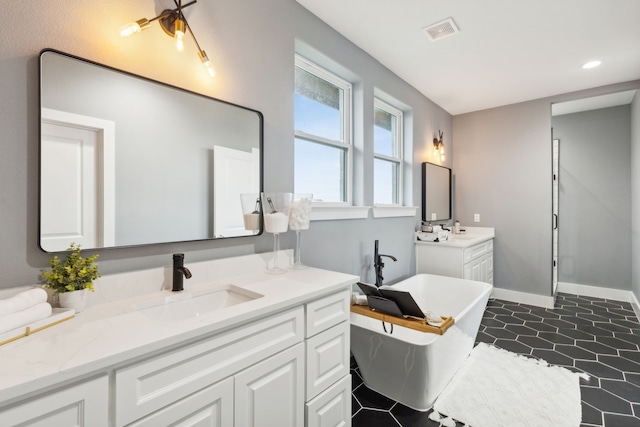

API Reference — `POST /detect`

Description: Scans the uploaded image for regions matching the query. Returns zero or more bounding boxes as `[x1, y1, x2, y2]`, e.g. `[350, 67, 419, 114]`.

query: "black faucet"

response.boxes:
[374, 240, 397, 287]
[172, 253, 192, 292]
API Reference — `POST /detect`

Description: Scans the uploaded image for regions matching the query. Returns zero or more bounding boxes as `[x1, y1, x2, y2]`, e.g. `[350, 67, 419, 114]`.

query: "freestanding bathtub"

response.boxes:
[350, 273, 492, 411]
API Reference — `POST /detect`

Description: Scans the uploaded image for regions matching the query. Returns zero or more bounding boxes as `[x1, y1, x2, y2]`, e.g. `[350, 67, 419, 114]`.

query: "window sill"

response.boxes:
[310, 205, 371, 221]
[372, 205, 418, 218]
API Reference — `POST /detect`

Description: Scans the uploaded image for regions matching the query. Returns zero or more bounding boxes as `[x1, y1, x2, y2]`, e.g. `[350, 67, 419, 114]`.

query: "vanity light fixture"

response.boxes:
[433, 130, 445, 161]
[120, 0, 216, 78]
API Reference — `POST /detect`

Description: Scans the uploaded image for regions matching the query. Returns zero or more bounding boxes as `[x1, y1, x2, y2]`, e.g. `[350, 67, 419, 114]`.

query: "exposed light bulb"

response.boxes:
[198, 50, 216, 78]
[174, 19, 185, 52]
[120, 18, 150, 37]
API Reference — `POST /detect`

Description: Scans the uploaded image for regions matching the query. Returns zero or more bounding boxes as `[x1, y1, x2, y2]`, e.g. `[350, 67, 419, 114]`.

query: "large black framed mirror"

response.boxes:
[422, 162, 451, 222]
[39, 49, 263, 252]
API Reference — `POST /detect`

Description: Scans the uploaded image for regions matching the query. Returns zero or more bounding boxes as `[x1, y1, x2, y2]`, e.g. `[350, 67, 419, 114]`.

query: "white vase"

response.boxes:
[58, 288, 88, 313]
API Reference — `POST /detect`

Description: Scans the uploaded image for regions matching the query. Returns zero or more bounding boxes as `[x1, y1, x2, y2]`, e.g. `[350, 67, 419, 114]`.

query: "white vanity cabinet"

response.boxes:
[0, 259, 356, 427]
[0, 375, 109, 426]
[415, 228, 494, 284]
[116, 290, 351, 427]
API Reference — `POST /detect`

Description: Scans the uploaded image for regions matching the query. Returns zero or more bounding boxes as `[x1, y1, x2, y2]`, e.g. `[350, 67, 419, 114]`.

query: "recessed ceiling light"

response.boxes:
[582, 60, 602, 69]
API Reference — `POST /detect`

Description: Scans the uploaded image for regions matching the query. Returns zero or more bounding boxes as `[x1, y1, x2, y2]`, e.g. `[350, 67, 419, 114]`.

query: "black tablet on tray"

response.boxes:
[356, 282, 425, 319]
[377, 288, 425, 319]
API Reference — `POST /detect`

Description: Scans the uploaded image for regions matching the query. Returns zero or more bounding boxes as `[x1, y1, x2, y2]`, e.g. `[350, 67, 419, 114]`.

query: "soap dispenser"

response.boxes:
[453, 220, 460, 234]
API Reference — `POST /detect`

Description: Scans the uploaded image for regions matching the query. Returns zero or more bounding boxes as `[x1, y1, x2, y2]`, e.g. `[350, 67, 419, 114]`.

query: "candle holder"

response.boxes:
[260, 192, 292, 274]
[289, 193, 313, 269]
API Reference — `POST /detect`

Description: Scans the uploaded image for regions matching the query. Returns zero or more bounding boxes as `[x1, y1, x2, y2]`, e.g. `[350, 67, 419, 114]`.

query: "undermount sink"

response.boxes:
[133, 284, 263, 321]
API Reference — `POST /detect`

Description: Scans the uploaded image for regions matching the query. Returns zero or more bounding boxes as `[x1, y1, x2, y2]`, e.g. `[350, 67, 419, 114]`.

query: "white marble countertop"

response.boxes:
[415, 226, 495, 248]
[0, 253, 358, 405]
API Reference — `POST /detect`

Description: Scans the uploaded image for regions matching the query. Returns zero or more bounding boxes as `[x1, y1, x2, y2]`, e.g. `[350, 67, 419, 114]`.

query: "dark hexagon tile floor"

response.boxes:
[351, 293, 640, 427]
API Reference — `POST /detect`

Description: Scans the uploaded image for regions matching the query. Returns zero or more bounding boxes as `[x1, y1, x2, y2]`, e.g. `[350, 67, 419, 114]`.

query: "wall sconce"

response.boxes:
[433, 130, 445, 161]
[120, 0, 216, 78]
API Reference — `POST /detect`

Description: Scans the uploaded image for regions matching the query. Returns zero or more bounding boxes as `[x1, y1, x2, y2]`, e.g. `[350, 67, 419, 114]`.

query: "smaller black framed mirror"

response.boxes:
[422, 162, 451, 222]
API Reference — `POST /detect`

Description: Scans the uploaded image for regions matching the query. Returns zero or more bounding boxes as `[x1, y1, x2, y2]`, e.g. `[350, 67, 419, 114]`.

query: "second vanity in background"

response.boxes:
[415, 227, 494, 284]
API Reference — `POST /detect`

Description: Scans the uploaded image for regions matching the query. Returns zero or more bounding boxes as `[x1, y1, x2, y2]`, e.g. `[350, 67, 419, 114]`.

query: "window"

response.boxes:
[373, 98, 403, 205]
[294, 55, 352, 203]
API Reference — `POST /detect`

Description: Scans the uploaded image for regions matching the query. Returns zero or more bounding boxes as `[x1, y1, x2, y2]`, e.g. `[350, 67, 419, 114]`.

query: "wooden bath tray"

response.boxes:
[350, 304, 454, 335]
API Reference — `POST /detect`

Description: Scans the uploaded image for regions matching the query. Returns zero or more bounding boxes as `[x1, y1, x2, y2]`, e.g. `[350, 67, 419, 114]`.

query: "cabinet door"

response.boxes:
[235, 343, 304, 427]
[0, 375, 108, 427]
[464, 255, 483, 282]
[128, 377, 233, 427]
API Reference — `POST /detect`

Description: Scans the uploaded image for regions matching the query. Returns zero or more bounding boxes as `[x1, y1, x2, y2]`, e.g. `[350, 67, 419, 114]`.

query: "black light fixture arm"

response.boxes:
[162, 0, 197, 21]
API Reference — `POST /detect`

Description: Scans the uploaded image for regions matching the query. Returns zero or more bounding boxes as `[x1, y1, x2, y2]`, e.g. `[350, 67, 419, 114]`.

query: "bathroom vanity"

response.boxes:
[0, 252, 356, 427]
[415, 227, 494, 284]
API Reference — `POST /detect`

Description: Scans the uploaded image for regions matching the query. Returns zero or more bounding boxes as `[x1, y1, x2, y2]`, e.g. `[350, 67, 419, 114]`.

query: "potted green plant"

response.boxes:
[42, 243, 100, 313]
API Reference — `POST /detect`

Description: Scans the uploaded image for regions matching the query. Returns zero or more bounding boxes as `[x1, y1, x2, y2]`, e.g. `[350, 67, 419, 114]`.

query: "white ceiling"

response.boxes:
[552, 90, 637, 116]
[295, 0, 640, 115]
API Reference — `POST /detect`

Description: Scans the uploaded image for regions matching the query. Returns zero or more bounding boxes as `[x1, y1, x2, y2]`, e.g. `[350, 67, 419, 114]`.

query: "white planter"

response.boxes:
[58, 288, 88, 313]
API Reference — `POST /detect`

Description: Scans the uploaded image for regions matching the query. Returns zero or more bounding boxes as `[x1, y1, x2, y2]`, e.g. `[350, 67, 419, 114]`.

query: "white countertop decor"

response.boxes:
[415, 226, 495, 248]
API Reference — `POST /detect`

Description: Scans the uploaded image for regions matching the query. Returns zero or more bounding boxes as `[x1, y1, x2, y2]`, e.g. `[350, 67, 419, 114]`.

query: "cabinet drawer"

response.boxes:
[128, 377, 233, 427]
[463, 240, 493, 263]
[306, 374, 351, 427]
[306, 321, 350, 400]
[306, 290, 350, 338]
[0, 375, 108, 427]
[115, 307, 303, 426]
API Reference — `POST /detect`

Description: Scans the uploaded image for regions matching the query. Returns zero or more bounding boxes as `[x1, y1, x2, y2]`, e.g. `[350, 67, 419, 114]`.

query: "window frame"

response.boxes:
[294, 54, 353, 206]
[373, 97, 404, 206]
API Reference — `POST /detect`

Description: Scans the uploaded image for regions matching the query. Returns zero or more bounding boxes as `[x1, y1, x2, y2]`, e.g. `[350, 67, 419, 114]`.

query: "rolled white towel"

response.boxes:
[425, 310, 444, 326]
[350, 292, 368, 305]
[0, 288, 48, 318]
[0, 302, 52, 334]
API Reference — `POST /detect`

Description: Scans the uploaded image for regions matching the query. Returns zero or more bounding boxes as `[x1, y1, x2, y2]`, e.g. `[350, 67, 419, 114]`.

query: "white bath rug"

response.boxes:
[431, 342, 587, 427]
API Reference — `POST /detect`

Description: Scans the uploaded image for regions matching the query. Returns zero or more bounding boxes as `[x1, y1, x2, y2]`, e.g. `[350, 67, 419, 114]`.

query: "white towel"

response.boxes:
[0, 302, 53, 334]
[0, 288, 48, 318]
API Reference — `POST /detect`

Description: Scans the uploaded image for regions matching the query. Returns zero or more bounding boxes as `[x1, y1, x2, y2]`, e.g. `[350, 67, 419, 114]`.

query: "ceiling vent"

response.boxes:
[423, 18, 459, 41]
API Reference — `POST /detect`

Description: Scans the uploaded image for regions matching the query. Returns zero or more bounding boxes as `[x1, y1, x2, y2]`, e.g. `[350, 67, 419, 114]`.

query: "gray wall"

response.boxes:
[453, 82, 640, 299]
[453, 100, 553, 296]
[552, 106, 632, 289]
[632, 93, 640, 302]
[0, 0, 451, 289]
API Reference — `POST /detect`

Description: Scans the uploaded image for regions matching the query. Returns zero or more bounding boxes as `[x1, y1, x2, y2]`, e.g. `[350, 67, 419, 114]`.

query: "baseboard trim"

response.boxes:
[629, 291, 640, 320]
[491, 283, 640, 319]
[557, 282, 635, 303]
[491, 287, 555, 309]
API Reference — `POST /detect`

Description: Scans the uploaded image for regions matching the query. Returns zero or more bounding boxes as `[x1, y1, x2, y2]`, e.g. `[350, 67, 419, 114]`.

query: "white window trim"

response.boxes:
[372, 205, 417, 218]
[373, 98, 404, 206]
[295, 54, 353, 205]
[311, 204, 371, 221]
